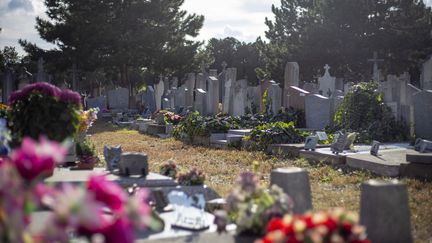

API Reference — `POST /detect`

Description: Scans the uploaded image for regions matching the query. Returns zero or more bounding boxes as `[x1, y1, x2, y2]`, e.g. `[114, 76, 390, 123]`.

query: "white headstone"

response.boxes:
[267, 81, 282, 114]
[305, 94, 331, 129]
[223, 68, 236, 115]
[186, 73, 196, 107]
[206, 75, 220, 115]
[284, 62, 300, 107]
[421, 55, 432, 90]
[318, 64, 336, 97]
[232, 79, 248, 116]
[155, 78, 165, 110]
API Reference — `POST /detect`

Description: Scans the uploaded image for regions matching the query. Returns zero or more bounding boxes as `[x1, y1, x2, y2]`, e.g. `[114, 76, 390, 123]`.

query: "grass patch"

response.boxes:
[89, 120, 432, 243]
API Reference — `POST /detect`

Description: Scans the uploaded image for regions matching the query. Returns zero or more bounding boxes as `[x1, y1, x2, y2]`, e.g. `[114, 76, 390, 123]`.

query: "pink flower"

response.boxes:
[87, 175, 127, 214]
[60, 89, 82, 106]
[103, 218, 134, 243]
[126, 189, 151, 229]
[11, 137, 67, 182]
[9, 82, 61, 105]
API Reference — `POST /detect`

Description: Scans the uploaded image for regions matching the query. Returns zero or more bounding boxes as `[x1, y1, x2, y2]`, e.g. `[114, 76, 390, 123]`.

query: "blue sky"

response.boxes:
[1, 0, 431, 55]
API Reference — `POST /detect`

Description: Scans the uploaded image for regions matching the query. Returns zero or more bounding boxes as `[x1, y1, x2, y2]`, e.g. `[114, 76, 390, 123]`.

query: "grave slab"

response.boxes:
[406, 149, 432, 164]
[270, 143, 330, 157]
[45, 168, 177, 187]
[147, 124, 167, 136]
[346, 149, 408, 177]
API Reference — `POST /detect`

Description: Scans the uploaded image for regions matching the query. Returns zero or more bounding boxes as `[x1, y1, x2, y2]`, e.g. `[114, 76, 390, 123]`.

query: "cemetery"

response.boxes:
[1, 0, 432, 243]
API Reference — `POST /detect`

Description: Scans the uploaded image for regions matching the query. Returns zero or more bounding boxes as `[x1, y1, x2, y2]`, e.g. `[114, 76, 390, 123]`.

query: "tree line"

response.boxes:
[1, 0, 431, 89]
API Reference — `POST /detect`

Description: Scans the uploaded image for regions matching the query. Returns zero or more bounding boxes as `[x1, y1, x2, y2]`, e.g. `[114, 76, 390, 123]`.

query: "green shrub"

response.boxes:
[245, 122, 307, 151]
[333, 82, 408, 143]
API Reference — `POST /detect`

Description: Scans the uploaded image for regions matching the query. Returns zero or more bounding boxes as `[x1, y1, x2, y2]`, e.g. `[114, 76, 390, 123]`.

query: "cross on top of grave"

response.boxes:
[368, 52, 384, 82]
[324, 64, 331, 76]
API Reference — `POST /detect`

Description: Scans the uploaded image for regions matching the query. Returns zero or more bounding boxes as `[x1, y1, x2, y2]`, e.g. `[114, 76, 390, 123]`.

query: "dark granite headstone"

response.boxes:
[414, 138, 432, 153]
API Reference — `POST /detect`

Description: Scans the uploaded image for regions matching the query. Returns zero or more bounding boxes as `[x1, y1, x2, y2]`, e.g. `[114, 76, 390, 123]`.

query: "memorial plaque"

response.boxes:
[304, 136, 319, 151]
[316, 131, 328, 141]
[331, 132, 348, 154]
[167, 191, 210, 231]
[370, 141, 381, 156]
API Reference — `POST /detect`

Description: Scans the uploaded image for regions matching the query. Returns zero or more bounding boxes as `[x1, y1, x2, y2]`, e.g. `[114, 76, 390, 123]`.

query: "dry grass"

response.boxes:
[89, 119, 432, 243]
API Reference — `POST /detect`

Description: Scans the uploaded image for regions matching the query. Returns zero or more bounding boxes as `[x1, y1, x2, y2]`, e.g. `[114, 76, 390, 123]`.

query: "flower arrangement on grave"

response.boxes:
[75, 138, 99, 169]
[223, 172, 293, 235]
[79, 107, 99, 133]
[159, 110, 183, 125]
[8, 82, 82, 146]
[0, 136, 161, 243]
[244, 122, 307, 151]
[159, 159, 177, 179]
[257, 208, 370, 243]
[177, 167, 205, 186]
[0, 103, 9, 120]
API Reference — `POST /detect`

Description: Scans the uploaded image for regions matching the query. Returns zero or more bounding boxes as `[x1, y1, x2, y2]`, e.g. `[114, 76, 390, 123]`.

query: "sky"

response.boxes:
[0, 0, 280, 55]
[1, 0, 432, 55]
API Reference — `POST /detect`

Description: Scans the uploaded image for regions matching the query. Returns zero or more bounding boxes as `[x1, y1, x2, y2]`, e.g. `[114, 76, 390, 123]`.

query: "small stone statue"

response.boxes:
[103, 145, 122, 171]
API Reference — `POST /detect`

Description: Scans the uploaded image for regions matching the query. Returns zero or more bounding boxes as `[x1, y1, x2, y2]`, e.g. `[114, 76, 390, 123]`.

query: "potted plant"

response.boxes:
[74, 138, 99, 170]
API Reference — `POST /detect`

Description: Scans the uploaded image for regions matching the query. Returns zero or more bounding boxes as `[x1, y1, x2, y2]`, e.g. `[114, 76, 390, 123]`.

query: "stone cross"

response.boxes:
[368, 52, 384, 82]
[324, 64, 330, 75]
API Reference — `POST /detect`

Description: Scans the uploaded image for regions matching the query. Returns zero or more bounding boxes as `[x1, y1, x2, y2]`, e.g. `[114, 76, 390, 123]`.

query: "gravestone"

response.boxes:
[335, 78, 344, 91]
[343, 82, 354, 94]
[107, 88, 129, 110]
[421, 55, 432, 90]
[171, 77, 179, 89]
[155, 78, 165, 111]
[318, 64, 336, 97]
[218, 62, 228, 102]
[302, 82, 319, 94]
[413, 90, 432, 140]
[194, 88, 207, 115]
[185, 73, 196, 107]
[286, 86, 309, 110]
[360, 180, 412, 243]
[414, 138, 432, 153]
[143, 86, 157, 113]
[283, 62, 300, 107]
[1, 67, 15, 103]
[270, 168, 312, 214]
[34, 58, 49, 83]
[175, 84, 187, 110]
[246, 86, 260, 113]
[223, 68, 236, 114]
[206, 71, 220, 115]
[305, 94, 331, 129]
[368, 52, 384, 82]
[119, 152, 149, 176]
[267, 81, 282, 114]
[232, 79, 248, 116]
[86, 96, 107, 110]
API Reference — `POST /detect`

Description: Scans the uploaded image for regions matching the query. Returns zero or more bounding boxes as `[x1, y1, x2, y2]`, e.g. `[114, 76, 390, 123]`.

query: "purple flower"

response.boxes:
[60, 89, 82, 106]
[9, 82, 61, 105]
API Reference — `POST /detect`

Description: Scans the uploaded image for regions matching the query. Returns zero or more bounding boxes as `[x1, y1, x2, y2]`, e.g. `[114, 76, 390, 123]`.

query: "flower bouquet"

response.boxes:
[177, 167, 205, 186]
[224, 172, 293, 235]
[258, 208, 370, 243]
[74, 138, 99, 170]
[0, 137, 161, 243]
[160, 159, 178, 179]
[8, 82, 82, 146]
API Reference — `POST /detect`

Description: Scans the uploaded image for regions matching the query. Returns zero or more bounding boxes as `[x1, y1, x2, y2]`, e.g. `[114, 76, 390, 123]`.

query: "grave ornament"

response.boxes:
[103, 145, 122, 171]
[370, 141, 381, 156]
[330, 132, 348, 154]
[118, 152, 149, 176]
[167, 191, 209, 231]
[304, 136, 318, 151]
[414, 138, 432, 153]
